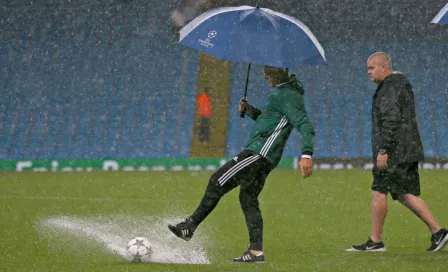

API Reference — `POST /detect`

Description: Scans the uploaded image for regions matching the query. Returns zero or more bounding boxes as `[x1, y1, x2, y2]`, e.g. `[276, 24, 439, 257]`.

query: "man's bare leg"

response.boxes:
[398, 194, 441, 234]
[371, 191, 388, 242]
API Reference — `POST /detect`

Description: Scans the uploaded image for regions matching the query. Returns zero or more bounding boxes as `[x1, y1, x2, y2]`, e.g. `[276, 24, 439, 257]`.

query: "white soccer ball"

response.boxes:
[127, 237, 152, 262]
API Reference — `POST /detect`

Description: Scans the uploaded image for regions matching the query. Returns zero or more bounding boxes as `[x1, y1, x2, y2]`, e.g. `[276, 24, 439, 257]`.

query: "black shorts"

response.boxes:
[371, 162, 420, 200]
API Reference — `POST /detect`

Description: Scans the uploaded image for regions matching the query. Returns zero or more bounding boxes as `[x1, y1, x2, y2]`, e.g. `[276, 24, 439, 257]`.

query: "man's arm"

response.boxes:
[277, 92, 315, 156]
[239, 99, 262, 120]
[278, 92, 314, 178]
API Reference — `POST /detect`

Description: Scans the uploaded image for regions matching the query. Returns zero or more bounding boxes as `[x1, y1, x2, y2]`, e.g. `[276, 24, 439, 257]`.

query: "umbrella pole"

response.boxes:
[240, 63, 252, 118]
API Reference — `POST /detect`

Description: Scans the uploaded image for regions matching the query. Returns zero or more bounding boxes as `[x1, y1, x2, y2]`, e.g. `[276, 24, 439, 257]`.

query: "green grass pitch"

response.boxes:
[1, 169, 447, 271]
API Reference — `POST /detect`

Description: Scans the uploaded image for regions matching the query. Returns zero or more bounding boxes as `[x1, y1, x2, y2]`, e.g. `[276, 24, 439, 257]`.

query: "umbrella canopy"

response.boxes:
[431, 3, 448, 25]
[179, 5, 326, 68]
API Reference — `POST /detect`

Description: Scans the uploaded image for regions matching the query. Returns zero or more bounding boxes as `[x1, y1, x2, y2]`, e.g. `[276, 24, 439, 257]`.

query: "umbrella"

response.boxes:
[431, 3, 448, 25]
[178, 3, 326, 117]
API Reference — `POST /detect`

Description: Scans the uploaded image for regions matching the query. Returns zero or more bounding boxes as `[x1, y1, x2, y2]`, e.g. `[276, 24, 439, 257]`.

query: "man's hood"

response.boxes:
[276, 74, 304, 95]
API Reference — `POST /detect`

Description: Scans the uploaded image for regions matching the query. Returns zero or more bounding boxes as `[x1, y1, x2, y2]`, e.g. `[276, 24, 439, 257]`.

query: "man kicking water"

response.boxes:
[168, 66, 315, 262]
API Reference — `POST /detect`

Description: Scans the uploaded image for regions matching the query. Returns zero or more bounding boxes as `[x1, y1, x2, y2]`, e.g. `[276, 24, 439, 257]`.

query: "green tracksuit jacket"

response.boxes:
[244, 75, 315, 166]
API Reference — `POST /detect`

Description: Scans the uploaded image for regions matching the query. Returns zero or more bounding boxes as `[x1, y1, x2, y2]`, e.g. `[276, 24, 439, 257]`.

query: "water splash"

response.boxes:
[39, 215, 210, 264]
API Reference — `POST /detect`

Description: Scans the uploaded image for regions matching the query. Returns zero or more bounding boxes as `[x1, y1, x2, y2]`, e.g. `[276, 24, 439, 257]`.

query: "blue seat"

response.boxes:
[342, 97, 361, 158]
[418, 95, 437, 157]
[328, 97, 344, 157]
[314, 101, 330, 158]
[434, 100, 448, 157]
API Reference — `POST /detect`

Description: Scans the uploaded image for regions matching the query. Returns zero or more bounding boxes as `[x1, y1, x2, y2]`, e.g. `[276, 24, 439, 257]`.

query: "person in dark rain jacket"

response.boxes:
[347, 52, 447, 252]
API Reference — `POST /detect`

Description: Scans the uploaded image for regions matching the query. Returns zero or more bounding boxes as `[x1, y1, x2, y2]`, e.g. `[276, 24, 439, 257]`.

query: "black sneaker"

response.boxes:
[427, 228, 448, 252]
[168, 218, 195, 241]
[346, 237, 387, 252]
[233, 251, 265, 263]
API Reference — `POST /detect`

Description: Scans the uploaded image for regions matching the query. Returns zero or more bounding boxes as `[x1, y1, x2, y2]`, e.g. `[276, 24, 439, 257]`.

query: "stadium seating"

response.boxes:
[0, 2, 447, 160]
[0, 2, 199, 159]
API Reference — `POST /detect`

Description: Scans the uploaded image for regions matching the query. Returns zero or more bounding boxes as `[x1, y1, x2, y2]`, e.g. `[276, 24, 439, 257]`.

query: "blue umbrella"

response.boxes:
[431, 3, 448, 25]
[179, 5, 326, 68]
[178, 4, 326, 117]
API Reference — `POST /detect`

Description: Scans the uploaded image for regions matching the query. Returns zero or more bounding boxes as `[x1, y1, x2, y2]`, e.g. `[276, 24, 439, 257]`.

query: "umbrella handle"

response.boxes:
[240, 63, 252, 118]
[240, 97, 247, 118]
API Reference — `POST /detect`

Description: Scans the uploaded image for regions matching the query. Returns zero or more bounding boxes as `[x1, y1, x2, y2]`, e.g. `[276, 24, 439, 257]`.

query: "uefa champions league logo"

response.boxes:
[198, 30, 217, 48]
[208, 30, 217, 39]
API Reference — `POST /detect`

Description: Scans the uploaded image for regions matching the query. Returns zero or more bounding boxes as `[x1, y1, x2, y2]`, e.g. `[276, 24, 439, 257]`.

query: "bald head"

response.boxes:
[368, 52, 393, 70]
[367, 52, 393, 84]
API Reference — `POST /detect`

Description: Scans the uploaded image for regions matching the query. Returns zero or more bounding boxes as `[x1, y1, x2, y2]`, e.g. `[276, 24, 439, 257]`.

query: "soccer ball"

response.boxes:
[127, 237, 152, 262]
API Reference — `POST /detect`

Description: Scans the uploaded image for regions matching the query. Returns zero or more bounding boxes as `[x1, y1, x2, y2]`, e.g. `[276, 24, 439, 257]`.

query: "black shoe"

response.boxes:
[346, 237, 387, 252]
[427, 228, 448, 252]
[168, 218, 195, 241]
[233, 251, 265, 263]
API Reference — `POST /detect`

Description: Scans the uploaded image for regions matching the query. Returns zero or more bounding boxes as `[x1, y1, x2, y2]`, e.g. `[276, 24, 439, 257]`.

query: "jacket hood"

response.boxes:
[276, 74, 304, 95]
[384, 71, 408, 83]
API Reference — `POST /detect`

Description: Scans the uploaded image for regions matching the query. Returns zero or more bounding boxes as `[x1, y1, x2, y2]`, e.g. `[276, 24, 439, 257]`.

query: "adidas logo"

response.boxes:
[242, 254, 252, 261]
[233, 156, 238, 162]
